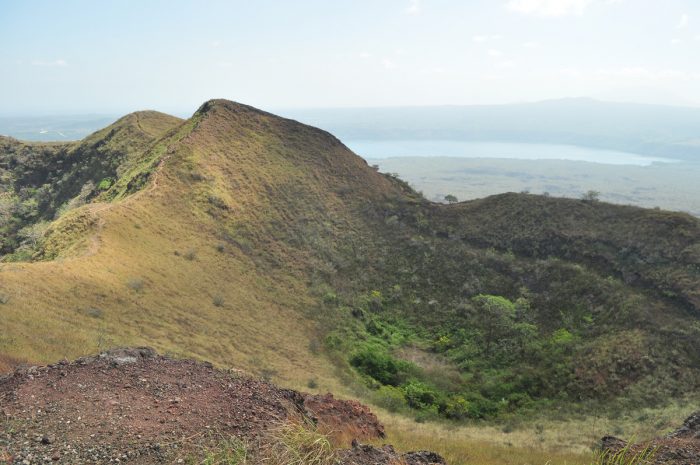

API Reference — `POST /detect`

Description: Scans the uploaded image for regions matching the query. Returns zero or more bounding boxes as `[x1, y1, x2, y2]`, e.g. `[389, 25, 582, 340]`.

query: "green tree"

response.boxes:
[444, 194, 458, 204]
[581, 190, 600, 201]
[470, 294, 517, 355]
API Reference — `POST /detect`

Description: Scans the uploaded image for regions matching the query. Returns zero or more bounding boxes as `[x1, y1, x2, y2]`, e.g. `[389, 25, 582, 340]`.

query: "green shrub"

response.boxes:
[442, 395, 470, 419]
[97, 178, 113, 190]
[373, 385, 407, 412]
[464, 395, 501, 419]
[350, 345, 404, 386]
[402, 381, 439, 410]
[322, 291, 338, 305]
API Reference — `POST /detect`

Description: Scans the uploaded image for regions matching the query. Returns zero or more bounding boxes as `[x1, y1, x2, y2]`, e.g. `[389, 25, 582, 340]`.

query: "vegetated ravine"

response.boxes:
[0, 100, 698, 424]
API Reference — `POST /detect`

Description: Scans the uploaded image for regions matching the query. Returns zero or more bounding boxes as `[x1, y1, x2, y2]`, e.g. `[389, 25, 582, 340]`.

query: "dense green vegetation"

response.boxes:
[313, 182, 700, 421]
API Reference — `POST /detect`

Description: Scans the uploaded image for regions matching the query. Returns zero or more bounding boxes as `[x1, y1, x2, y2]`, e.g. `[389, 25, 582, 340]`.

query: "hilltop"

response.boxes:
[0, 100, 699, 461]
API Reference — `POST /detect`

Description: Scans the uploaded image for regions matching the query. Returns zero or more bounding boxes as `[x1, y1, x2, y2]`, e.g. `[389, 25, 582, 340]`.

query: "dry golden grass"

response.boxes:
[0, 104, 356, 390]
[366, 401, 695, 465]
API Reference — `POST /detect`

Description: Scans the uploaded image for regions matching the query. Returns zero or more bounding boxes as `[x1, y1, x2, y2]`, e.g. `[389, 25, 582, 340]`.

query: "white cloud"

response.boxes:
[217, 61, 234, 68]
[506, 0, 618, 17]
[497, 60, 517, 68]
[405, 0, 421, 15]
[473, 34, 502, 43]
[359, 51, 372, 58]
[560, 66, 697, 82]
[521, 41, 540, 48]
[559, 67, 582, 77]
[670, 38, 683, 45]
[31, 59, 68, 67]
[677, 13, 689, 29]
[382, 58, 397, 69]
[422, 66, 446, 74]
[210, 40, 222, 48]
[487, 49, 504, 57]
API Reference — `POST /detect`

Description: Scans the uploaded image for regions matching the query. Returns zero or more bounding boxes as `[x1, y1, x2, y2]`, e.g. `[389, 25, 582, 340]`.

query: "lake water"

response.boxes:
[345, 140, 676, 166]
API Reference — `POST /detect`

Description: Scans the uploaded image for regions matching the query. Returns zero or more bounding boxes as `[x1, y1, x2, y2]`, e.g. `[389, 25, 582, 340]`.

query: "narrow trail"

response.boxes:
[81, 151, 173, 258]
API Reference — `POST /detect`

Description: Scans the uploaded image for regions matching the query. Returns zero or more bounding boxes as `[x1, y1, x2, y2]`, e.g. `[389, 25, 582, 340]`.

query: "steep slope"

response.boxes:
[0, 100, 410, 390]
[0, 111, 182, 259]
[0, 99, 698, 422]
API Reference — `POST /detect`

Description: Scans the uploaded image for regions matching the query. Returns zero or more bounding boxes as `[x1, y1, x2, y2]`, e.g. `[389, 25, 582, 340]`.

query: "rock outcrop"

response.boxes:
[601, 411, 700, 464]
[0, 348, 444, 465]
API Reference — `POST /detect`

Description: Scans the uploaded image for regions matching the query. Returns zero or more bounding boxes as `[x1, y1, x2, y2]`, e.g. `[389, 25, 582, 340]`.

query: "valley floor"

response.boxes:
[371, 157, 700, 217]
[373, 402, 695, 465]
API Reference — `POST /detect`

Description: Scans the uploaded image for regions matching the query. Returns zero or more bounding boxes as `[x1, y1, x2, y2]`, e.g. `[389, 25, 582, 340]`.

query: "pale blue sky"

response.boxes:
[2, 0, 700, 115]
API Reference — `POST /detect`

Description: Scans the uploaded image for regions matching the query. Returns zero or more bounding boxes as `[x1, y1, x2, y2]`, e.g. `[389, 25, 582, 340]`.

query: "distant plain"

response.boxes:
[364, 154, 700, 217]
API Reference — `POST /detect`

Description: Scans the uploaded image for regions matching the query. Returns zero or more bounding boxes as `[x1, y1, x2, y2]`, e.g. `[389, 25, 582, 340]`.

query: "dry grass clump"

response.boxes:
[259, 421, 338, 465]
[592, 443, 657, 465]
[188, 421, 337, 465]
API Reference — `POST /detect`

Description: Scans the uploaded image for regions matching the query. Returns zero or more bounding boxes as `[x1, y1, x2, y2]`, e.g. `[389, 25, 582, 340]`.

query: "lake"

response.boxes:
[345, 140, 676, 166]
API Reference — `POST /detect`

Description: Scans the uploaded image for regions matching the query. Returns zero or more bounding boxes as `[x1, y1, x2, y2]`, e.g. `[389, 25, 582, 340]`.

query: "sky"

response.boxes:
[2, 0, 700, 115]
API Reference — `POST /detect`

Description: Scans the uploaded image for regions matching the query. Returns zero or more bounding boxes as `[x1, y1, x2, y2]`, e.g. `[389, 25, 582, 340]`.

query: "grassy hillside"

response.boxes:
[0, 111, 182, 259]
[0, 99, 698, 463]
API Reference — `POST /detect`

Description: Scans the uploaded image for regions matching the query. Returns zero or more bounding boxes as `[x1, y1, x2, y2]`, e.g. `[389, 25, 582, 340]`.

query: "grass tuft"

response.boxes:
[592, 443, 657, 465]
[260, 421, 338, 465]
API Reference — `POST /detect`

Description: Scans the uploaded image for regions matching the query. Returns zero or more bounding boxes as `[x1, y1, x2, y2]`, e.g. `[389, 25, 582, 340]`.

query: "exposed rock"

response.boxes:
[600, 435, 628, 451]
[340, 442, 446, 465]
[668, 411, 700, 439]
[601, 411, 700, 465]
[0, 348, 443, 465]
[303, 393, 386, 440]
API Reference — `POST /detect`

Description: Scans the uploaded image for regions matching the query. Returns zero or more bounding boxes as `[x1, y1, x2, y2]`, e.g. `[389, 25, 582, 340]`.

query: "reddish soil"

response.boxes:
[0, 348, 443, 465]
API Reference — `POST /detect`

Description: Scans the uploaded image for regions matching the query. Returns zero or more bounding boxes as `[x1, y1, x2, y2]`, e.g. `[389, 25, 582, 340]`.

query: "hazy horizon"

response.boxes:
[3, 0, 700, 115]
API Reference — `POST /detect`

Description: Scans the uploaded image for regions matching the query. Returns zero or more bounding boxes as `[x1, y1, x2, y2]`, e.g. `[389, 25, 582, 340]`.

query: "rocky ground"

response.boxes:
[0, 348, 444, 464]
[602, 411, 700, 465]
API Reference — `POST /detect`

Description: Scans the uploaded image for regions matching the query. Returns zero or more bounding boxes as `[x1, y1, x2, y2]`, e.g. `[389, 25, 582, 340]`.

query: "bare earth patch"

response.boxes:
[0, 348, 443, 465]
